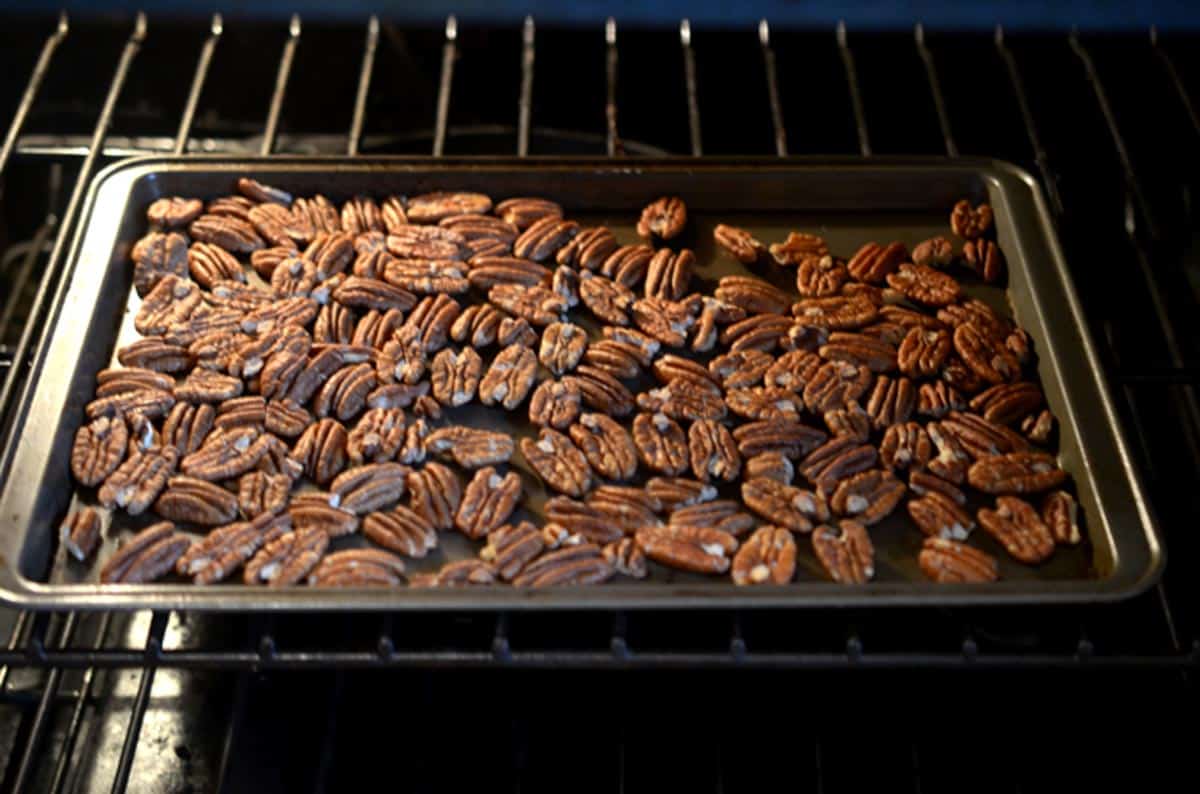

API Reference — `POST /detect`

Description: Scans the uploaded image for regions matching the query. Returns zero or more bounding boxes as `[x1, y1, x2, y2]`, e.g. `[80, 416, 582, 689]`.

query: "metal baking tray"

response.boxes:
[0, 155, 1164, 611]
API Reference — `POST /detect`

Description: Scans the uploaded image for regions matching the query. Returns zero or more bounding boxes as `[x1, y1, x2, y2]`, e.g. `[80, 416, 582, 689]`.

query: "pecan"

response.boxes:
[938, 298, 1011, 337]
[651, 356, 720, 398]
[954, 322, 1020, 384]
[925, 422, 969, 484]
[669, 500, 754, 535]
[175, 369, 243, 404]
[61, 508, 102, 562]
[803, 360, 873, 414]
[241, 296, 319, 334]
[725, 386, 805, 421]
[367, 381, 430, 411]
[99, 522, 191, 584]
[602, 537, 648, 579]
[859, 321, 908, 347]
[147, 196, 203, 229]
[709, 349, 771, 389]
[476, 343, 537, 411]
[408, 191, 492, 223]
[644, 248, 694, 300]
[481, 521, 545, 579]
[568, 365, 636, 416]
[512, 543, 614, 587]
[407, 462, 462, 530]
[967, 451, 1066, 494]
[578, 271, 635, 326]
[978, 495, 1055, 563]
[745, 452, 794, 484]
[636, 379, 726, 422]
[919, 537, 998, 583]
[327, 462, 409, 515]
[85, 388, 176, 422]
[556, 225, 617, 269]
[363, 505, 438, 558]
[789, 254, 846, 298]
[713, 223, 765, 263]
[378, 331, 428, 386]
[636, 196, 686, 240]
[569, 413, 638, 481]
[94, 367, 174, 399]
[968, 382, 1043, 427]
[601, 326, 660, 364]
[248, 202, 304, 249]
[599, 243, 654, 287]
[312, 362, 375, 422]
[865, 375, 916, 429]
[963, 239, 1005, 283]
[879, 422, 932, 471]
[791, 295, 878, 330]
[1023, 408, 1055, 445]
[243, 527, 330, 585]
[289, 499, 360, 537]
[99, 447, 178, 515]
[293, 346, 373, 405]
[742, 477, 826, 532]
[846, 241, 906, 283]
[180, 428, 271, 481]
[465, 255, 551, 289]
[123, 413, 159, 457]
[730, 526, 796, 586]
[236, 177, 292, 205]
[237, 470, 292, 518]
[176, 512, 289, 584]
[587, 486, 662, 527]
[798, 437, 877, 495]
[291, 418, 348, 485]
[426, 347, 479, 406]
[917, 381, 966, 419]
[534, 322, 584, 376]
[635, 525, 735, 574]
[441, 213, 518, 244]
[412, 559, 497, 587]
[384, 258, 469, 294]
[349, 308, 402, 349]
[714, 275, 790, 315]
[912, 236, 955, 268]
[250, 246, 294, 279]
[583, 340, 643, 379]
[189, 214, 263, 253]
[528, 378, 582, 429]
[260, 398, 309, 439]
[159, 403, 214, 457]
[117, 337, 192, 373]
[829, 469, 904, 525]
[311, 547, 408, 585]
[380, 195, 408, 232]
[551, 265, 580, 309]
[818, 331, 897, 373]
[72, 416, 129, 486]
[631, 412, 688, 476]
[940, 411, 1029, 459]
[897, 326, 952, 378]
[909, 469, 966, 504]
[520, 429, 593, 497]
[646, 477, 718, 512]
[346, 407, 406, 464]
[812, 521, 875, 584]
[351, 243, 392, 280]
[488, 283, 566, 326]
[908, 491, 975, 540]
[823, 401, 870, 442]
[495, 317, 535, 349]
[1041, 490, 1081, 545]
[153, 475, 238, 525]
[428, 425, 515, 469]
[333, 275, 417, 312]
[304, 232, 356, 280]
[134, 275, 201, 336]
[131, 231, 189, 296]
[683, 419, 739, 483]
[631, 296, 698, 347]
[885, 263, 962, 307]
[732, 419, 826, 460]
[165, 306, 245, 347]
[770, 230, 828, 267]
[544, 497, 629, 543]
[206, 195, 254, 220]
[340, 195, 384, 234]
[950, 199, 993, 239]
[455, 467, 522, 539]
[512, 216, 579, 262]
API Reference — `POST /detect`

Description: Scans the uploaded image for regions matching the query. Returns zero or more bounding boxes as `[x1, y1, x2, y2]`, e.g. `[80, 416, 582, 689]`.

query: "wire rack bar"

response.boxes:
[914, 24, 958, 156]
[261, 15, 301, 156]
[518, 16, 535, 156]
[432, 16, 457, 156]
[346, 16, 379, 157]
[605, 18, 621, 156]
[0, 13, 68, 181]
[759, 20, 788, 156]
[836, 21, 871, 156]
[680, 20, 703, 156]
[173, 13, 222, 155]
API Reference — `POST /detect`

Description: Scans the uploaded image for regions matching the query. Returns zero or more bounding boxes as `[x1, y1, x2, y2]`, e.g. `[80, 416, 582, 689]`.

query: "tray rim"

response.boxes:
[0, 153, 1165, 611]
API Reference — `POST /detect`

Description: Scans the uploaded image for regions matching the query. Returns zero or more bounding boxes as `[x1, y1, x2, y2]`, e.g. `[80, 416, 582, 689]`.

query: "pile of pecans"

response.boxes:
[64, 183, 1081, 588]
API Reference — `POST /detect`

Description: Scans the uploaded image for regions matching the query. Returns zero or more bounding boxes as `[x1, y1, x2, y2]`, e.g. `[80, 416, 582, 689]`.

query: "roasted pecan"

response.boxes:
[159, 404, 213, 458]
[967, 451, 1065, 494]
[791, 254, 846, 298]
[464, 257, 548, 291]
[865, 375, 916, 429]
[345, 407, 405, 464]
[131, 231, 189, 296]
[912, 235, 955, 268]
[85, 388, 176, 423]
[557, 225, 617, 269]
[846, 241, 906, 284]
[407, 462, 462, 530]
[568, 365, 636, 416]
[175, 369, 243, 404]
[481, 521, 545, 579]
[925, 422, 969, 484]
[669, 500, 754, 535]
[707, 350, 769, 389]
[859, 320, 908, 347]
[333, 275, 417, 313]
[582, 340, 643, 379]
[978, 495, 1054, 563]
[742, 476, 827, 532]
[61, 508, 102, 562]
[731, 526, 796, 585]
[822, 401, 870, 442]
[340, 195, 384, 234]
[792, 295, 878, 330]
[475, 343, 536, 411]
[383, 258, 469, 294]
[326, 462, 409, 515]
[885, 263, 962, 307]
[919, 537, 998, 583]
[377, 331, 428, 387]
[829, 469, 905, 525]
[802, 360, 873, 414]
[304, 232, 356, 280]
[367, 381, 430, 411]
[243, 527, 329, 585]
[812, 520, 875, 584]
[909, 469, 966, 504]
[651, 355, 720, 397]
[153, 475, 238, 525]
[241, 296, 319, 334]
[347, 308, 401, 349]
[249, 202, 305, 249]
[176, 512, 289, 584]
[544, 497, 630, 543]
[488, 283, 566, 326]
[455, 467, 522, 539]
[631, 412, 688, 476]
[236, 177, 292, 206]
[897, 326, 952, 378]
[683, 419, 739, 483]
[72, 416, 129, 486]
[180, 428, 272, 481]
[289, 499, 360, 537]
[575, 271, 634, 326]
[380, 195, 408, 232]
[250, 246, 295, 279]
[569, 413, 638, 482]
[602, 537, 648, 578]
[189, 213, 263, 253]
[94, 367, 173, 399]
[908, 491, 975, 540]
[117, 337, 192, 373]
[206, 195, 254, 220]
[732, 420, 826, 461]
[963, 238, 1005, 283]
[165, 306, 245, 347]
[1042, 490, 1080, 545]
[745, 452, 794, 484]
[134, 275, 201, 336]
[530, 322, 585, 377]
[408, 191, 492, 223]
[237, 470, 292, 518]
[917, 381, 966, 419]
[587, 486, 662, 528]
[692, 297, 745, 352]
[715, 313, 791, 354]
[99, 447, 178, 515]
[100, 522, 191, 584]
[968, 382, 1043, 427]
[770, 230, 828, 267]
[512, 216, 579, 262]
[512, 543, 614, 587]
[600, 326, 660, 364]
[713, 275, 790, 316]
[725, 386, 804, 421]
[427, 426, 514, 469]
[635, 525, 736, 574]
[950, 199, 993, 240]
[798, 437, 877, 495]
[712, 223, 764, 263]
[646, 477, 718, 512]
[636, 196, 686, 240]
[528, 378, 582, 429]
[259, 399, 307, 440]
[424, 347, 479, 407]
[363, 505, 438, 558]
[644, 248, 693, 301]
[312, 362, 375, 422]
[818, 331, 897, 373]
[636, 380, 725, 423]
[521, 429, 593, 497]
[291, 418, 348, 485]
[879, 422, 932, 471]
[148, 196, 203, 229]
[442, 212, 519, 244]
[953, 322, 1020, 385]
[940, 411, 1029, 459]
[412, 559, 497, 587]
[631, 296, 700, 348]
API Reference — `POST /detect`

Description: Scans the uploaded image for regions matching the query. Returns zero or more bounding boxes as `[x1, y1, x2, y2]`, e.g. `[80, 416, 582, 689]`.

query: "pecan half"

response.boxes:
[950, 199, 993, 239]
[497, 316, 537, 347]
[646, 477, 718, 512]
[846, 241, 906, 284]
[583, 340, 643, 379]
[1042, 490, 1081, 545]
[61, 508, 102, 562]
[588, 486, 662, 528]
[635, 525, 736, 574]
[912, 236, 955, 268]
[718, 313, 793, 354]
[940, 411, 1029, 459]
[963, 238, 1005, 282]
[556, 225, 617, 269]
[512, 543, 614, 587]
[978, 495, 1055, 563]
[713, 223, 765, 263]
[967, 452, 1066, 494]
[709, 349, 771, 389]
[237, 471, 292, 518]
[341, 195, 384, 234]
[251, 246, 295, 279]
[599, 243, 654, 287]
[823, 401, 870, 442]
[350, 308, 404, 349]
[309, 547, 408, 586]
[601, 326, 660, 364]
[552, 264, 580, 308]
[408, 191, 492, 223]
[686, 419, 741, 483]
[669, 500, 754, 535]
[968, 382, 1043, 427]
[744, 452, 794, 484]
[154, 475, 238, 525]
[148, 196, 204, 228]
[713, 275, 790, 316]
[637, 380, 726, 421]
[174, 369, 243, 404]
[478, 343, 538, 410]
[692, 297, 746, 352]
[917, 381, 966, 419]
[327, 462, 409, 514]
[132, 231, 189, 296]
[426, 347, 480, 407]
[333, 275, 417, 313]
[241, 296, 319, 334]
[380, 196, 408, 232]
[544, 497, 630, 543]
[117, 337, 192, 373]
[312, 362, 375, 422]
[100, 522, 191, 584]
[363, 505, 438, 558]
[481, 521, 545, 579]
[578, 271, 635, 325]
[636, 196, 686, 240]
[528, 378, 582, 429]
[94, 367, 173, 399]
[741, 477, 826, 532]
[207, 195, 254, 221]
[793, 254, 846, 298]
[568, 413, 638, 482]
[367, 382, 430, 411]
[953, 322, 1020, 384]
[134, 275, 201, 336]
[72, 416, 129, 486]
[908, 491, 975, 540]
[427, 426, 515, 469]
[412, 559, 497, 587]
[568, 365, 636, 416]
[725, 386, 804, 421]
[865, 375, 916, 429]
[488, 283, 567, 326]
[798, 437, 877, 495]
[895, 327, 950, 378]
[346, 407, 406, 464]
[289, 500, 360, 538]
[644, 248, 693, 300]
[909, 469, 966, 504]
[818, 331, 897, 373]
[538, 322, 587, 376]
[632, 413, 689, 476]
[803, 360, 873, 414]
[449, 304, 500, 348]
[925, 422, 970, 484]
[512, 216, 579, 262]
[189, 213, 263, 253]
[812, 521, 874, 584]
[885, 263, 962, 307]
[830, 469, 905, 525]
[732, 419, 827, 459]
[879, 422, 932, 471]
[792, 295, 878, 330]
[631, 296, 698, 348]
[383, 258, 469, 295]
[407, 462, 462, 530]
[602, 537, 648, 578]
[520, 429, 593, 497]
[455, 467, 522, 539]
[261, 398, 310, 439]
[919, 537, 998, 583]
[731, 526, 796, 586]
[85, 388, 176, 423]
[99, 447, 178, 515]
[244, 527, 330, 585]
[177, 513, 290, 584]
[292, 418, 348, 485]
